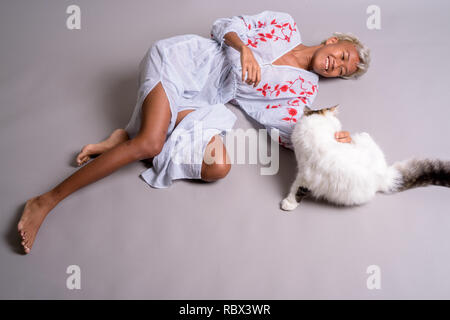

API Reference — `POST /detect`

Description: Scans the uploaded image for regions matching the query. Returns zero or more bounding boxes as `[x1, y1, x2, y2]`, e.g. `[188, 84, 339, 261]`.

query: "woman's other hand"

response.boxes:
[240, 46, 261, 87]
[335, 131, 352, 143]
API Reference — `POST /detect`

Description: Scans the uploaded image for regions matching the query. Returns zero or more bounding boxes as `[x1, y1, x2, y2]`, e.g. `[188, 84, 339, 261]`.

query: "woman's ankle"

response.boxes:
[40, 190, 62, 211]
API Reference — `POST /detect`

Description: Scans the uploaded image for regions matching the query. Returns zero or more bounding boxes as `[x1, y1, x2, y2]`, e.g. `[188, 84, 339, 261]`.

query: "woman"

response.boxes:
[17, 10, 370, 254]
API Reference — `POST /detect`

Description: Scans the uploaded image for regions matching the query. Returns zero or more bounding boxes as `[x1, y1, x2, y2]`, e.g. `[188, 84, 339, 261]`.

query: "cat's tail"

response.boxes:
[379, 158, 450, 193]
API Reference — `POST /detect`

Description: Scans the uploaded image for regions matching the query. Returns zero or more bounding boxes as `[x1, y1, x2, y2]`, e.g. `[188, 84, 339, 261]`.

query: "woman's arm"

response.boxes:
[224, 32, 261, 87]
[211, 12, 291, 87]
[223, 31, 245, 52]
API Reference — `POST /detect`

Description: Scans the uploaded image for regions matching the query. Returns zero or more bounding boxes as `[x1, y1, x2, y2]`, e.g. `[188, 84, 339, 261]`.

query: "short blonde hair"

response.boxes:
[322, 32, 371, 79]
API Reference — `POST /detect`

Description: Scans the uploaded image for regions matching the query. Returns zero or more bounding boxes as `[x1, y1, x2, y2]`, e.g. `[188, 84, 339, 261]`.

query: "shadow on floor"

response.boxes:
[4, 203, 27, 255]
[99, 68, 139, 132]
[67, 68, 139, 169]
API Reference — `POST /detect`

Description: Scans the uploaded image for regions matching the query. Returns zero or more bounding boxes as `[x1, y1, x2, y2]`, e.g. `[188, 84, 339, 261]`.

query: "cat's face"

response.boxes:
[303, 105, 338, 117]
[300, 105, 342, 134]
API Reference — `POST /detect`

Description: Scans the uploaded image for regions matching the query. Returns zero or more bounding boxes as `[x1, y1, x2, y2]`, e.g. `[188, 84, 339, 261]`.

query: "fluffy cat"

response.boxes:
[281, 105, 450, 210]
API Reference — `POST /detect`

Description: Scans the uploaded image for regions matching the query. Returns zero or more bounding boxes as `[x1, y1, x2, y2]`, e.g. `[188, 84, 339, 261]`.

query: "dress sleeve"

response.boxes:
[210, 10, 295, 50]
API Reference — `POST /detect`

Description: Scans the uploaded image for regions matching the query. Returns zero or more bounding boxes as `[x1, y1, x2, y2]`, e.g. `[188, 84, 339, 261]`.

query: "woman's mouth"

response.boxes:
[325, 56, 329, 71]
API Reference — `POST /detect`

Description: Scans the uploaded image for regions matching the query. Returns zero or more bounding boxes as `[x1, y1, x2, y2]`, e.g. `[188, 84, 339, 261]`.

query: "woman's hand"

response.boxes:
[240, 46, 261, 87]
[335, 131, 352, 143]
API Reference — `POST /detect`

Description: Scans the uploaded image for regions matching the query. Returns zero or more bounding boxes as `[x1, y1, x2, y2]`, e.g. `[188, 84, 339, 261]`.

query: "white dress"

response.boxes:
[124, 10, 319, 188]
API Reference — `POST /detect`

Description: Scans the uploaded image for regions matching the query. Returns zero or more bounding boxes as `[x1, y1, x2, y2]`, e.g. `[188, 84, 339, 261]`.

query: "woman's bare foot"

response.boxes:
[76, 129, 129, 166]
[17, 194, 56, 254]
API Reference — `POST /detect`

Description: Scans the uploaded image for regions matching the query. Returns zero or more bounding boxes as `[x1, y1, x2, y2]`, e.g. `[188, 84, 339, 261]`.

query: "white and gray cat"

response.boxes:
[281, 105, 450, 210]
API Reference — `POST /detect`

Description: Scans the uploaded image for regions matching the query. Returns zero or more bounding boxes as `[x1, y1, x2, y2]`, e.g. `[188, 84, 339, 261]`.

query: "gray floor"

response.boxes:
[1, 0, 450, 299]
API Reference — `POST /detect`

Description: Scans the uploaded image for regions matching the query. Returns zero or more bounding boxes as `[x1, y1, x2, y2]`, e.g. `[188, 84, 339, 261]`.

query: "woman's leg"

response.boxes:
[76, 128, 130, 166]
[76, 109, 199, 167]
[172, 109, 232, 182]
[201, 134, 231, 181]
[18, 82, 172, 254]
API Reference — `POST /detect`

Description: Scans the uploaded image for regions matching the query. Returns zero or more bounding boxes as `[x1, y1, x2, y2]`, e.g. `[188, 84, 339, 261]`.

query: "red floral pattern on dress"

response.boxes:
[282, 108, 298, 123]
[239, 17, 297, 48]
[256, 76, 317, 123]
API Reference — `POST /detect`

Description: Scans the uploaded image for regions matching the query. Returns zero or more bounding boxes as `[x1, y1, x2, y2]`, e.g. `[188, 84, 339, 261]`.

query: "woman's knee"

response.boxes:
[201, 162, 232, 182]
[132, 134, 166, 160]
[201, 134, 231, 181]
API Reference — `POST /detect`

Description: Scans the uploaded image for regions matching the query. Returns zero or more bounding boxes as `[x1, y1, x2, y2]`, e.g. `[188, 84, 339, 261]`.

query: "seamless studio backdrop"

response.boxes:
[1, 0, 450, 299]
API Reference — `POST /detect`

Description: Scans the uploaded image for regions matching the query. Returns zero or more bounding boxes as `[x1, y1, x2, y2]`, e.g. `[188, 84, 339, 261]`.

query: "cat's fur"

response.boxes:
[281, 105, 450, 210]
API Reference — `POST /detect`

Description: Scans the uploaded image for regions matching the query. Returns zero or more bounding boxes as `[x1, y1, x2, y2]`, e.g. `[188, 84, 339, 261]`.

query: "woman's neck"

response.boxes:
[291, 43, 324, 71]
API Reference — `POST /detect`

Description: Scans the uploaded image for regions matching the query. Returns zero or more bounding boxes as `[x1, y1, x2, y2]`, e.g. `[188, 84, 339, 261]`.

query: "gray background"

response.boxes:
[1, 0, 450, 299]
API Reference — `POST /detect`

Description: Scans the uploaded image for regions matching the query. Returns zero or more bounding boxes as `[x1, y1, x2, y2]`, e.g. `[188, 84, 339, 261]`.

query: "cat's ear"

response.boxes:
[329, 104, 339, 115]
[303, 106, 312, 115]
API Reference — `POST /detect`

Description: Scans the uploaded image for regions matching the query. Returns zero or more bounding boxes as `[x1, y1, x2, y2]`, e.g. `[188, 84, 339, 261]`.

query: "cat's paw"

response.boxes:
[280, 198, 298, 211]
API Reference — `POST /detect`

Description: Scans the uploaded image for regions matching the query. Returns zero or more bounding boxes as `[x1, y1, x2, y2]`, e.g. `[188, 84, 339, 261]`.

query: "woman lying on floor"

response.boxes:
[17, 10, 370, 253]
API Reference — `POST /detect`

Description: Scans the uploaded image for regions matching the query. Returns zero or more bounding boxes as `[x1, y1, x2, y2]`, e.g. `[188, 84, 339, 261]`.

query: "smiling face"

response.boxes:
[311, 37, 360, 78]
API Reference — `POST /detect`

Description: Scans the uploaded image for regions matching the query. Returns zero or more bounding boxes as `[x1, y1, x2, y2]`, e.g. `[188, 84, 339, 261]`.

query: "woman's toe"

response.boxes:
[77, 148, 89, 162]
